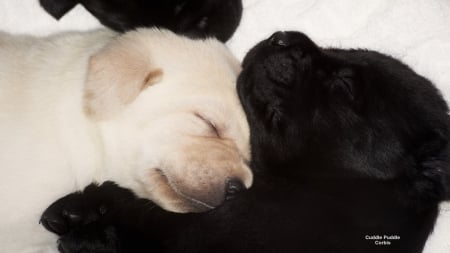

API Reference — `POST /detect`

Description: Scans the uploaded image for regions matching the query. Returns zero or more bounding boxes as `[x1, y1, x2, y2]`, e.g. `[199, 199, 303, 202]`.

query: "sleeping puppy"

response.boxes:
[0, 28, 252, 253]
[41, 31, 450, 253]
[39, 0, 243, 42]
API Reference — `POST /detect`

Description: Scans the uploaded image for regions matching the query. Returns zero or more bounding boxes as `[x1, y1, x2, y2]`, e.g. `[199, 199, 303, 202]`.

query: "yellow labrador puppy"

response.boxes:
[0, 29, 251, 253]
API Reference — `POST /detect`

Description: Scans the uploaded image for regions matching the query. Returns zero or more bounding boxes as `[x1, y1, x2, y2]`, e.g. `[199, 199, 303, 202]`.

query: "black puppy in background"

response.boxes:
[41, 32, 450, 253]
[39, 0, 243, 42]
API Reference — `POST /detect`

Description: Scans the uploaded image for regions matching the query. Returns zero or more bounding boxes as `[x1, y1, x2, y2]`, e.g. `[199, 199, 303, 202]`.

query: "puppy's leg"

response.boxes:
[41, 182, 205, 253]
[57, 224, 121, 253]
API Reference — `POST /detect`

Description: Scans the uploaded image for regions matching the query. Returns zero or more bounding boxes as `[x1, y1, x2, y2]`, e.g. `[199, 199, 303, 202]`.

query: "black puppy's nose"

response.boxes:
[267, 31, 319, 56]
[225, 178, 246, 200]
[268, 31, 290, 47]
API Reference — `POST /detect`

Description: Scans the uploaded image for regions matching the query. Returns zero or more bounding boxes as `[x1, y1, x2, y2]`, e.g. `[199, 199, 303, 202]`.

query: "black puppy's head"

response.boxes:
[238, 31, 450, 201]
[39, 0, 243, 42]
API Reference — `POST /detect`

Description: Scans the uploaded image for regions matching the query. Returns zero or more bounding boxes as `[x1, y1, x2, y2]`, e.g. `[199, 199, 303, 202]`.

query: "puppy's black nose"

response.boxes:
[225, 178, 246, 200]
[267, 31, 319, 56]
[268, 31, 289, 47]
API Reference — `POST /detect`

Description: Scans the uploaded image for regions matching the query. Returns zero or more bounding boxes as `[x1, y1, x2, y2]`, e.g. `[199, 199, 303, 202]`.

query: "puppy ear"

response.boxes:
[84, 37, 163, 120]
[39, 0, 78, 20]
[414, 129, 450, 201]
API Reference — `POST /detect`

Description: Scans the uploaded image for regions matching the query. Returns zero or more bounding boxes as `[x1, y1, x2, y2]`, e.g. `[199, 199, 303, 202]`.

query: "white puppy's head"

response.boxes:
[84, 29, 252, 213]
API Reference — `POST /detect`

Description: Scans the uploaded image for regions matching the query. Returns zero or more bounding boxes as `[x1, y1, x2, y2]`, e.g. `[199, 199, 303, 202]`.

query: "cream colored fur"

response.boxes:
[0, 28, 251, 253]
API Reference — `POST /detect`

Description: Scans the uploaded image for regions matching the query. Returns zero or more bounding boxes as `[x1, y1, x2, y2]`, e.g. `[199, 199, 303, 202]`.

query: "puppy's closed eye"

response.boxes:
[194, 113, 221, 138]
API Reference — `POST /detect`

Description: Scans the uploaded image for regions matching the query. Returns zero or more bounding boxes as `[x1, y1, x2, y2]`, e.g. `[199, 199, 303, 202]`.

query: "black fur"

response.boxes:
[41, 31, 450, 253]
[39, 0, 243, 42]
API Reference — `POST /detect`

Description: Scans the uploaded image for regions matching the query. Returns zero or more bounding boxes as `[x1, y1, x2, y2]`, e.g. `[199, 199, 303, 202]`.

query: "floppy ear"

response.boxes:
[39, 0, 78, 20]
[84, 37, 163, 120]
[414, 128, 450, 201]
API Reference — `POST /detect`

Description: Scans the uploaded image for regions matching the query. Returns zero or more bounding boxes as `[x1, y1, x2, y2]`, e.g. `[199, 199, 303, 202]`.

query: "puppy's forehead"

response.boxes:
[113, 31, 247, 121]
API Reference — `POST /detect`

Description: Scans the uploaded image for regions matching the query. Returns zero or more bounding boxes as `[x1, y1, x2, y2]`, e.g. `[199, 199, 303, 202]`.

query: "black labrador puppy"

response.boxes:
[41, 31, 450, 253]
[39, 0, 243, 42]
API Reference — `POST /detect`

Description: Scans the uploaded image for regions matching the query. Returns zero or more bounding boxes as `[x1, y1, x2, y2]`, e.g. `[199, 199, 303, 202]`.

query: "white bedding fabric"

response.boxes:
[0, 0, 449, 252]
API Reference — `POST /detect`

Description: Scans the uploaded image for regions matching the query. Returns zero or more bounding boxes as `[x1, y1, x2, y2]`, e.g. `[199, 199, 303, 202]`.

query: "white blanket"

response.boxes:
[0, 0, 449, 252]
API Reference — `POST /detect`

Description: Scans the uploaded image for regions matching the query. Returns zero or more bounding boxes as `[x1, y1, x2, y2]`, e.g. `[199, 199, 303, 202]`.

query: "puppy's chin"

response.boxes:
[142, 169, 214, 213]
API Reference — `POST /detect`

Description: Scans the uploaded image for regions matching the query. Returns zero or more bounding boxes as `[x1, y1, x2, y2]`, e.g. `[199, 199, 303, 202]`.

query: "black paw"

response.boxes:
[40, 182, 136, 235]
[40, 204, 82, 235]
[40, 191, 104, 235]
